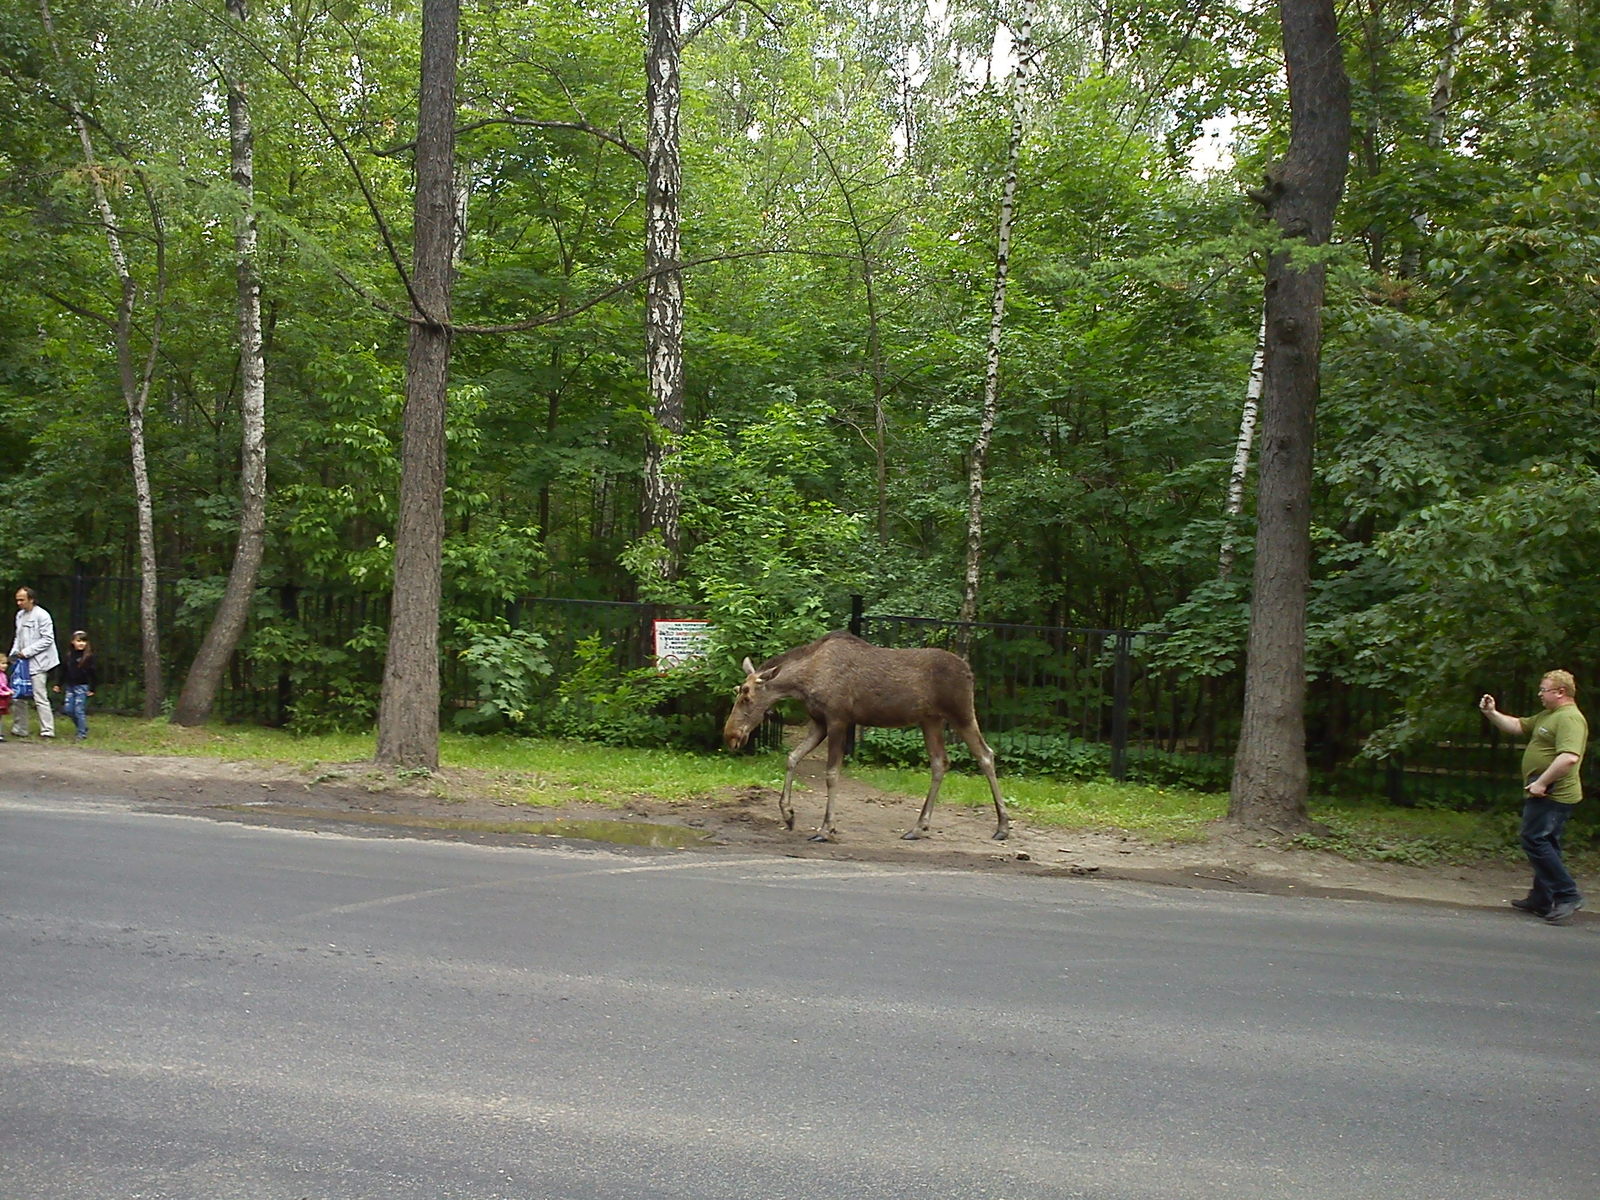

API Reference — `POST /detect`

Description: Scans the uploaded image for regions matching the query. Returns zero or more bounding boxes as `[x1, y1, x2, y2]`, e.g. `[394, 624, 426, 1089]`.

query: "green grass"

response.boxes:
[848, 762, 1228, 842]
[1292, 798, 1525, 868]
[82, 715, 779, 805]
[75, 715, 1568, 866]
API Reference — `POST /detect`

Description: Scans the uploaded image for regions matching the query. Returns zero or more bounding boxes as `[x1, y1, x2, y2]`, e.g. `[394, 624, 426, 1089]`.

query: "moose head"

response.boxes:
[723, 657, 780, 751]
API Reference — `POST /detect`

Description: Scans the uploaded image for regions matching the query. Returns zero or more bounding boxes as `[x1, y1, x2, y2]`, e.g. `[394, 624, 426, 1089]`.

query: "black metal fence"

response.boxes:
[31, 573, 734, 738]
[24, 572, 1528, 804]
[851, 602, 1526, 807]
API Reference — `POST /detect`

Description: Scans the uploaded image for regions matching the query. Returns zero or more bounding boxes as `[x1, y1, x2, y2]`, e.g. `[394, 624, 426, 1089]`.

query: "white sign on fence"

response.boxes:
[653, 619, 715, 670]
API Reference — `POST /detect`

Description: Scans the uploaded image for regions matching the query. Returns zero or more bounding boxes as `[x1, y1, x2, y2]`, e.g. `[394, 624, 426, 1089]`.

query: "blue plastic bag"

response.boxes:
[10, 659, 31, 700]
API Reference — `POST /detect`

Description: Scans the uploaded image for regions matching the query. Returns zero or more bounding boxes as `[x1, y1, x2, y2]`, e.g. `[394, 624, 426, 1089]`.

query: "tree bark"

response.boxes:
[958, 0, 1036, 631]
[640, 0, 685, 578]
[375, 0, 458, 770]
[39, 0, 166, 716]
[173, 0, 269, 727]
[1228, 0, 1352, 829]
[1218, 312, 1267, 581]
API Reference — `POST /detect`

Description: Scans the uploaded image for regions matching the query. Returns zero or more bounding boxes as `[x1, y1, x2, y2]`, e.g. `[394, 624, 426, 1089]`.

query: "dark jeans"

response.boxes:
[1520, 795, 1581, 906]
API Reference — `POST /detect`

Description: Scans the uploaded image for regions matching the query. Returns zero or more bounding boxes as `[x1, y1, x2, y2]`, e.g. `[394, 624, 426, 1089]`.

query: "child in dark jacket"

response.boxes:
[54, 630, 96, 741]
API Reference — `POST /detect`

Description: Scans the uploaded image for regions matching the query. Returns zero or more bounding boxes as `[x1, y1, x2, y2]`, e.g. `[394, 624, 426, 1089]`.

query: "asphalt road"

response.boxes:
[2, 790, 1597, 1200]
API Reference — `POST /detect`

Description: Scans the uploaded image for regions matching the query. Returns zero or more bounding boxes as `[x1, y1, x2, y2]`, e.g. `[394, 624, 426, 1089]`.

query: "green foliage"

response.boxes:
[634, 394, 867, 659]
[451, 617, 553, 733]
[540, 635, 726, 751]
[4, 0, 1599, 791]
[246, 621, 380, 735]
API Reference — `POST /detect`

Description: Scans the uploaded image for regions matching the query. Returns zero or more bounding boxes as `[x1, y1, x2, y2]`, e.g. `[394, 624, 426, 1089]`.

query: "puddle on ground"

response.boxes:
[216, 805, 712, 848]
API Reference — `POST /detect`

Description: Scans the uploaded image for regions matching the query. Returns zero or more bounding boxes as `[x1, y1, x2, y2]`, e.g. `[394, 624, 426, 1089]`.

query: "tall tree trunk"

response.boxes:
[640, 0, 685, 579]
[1400, 0, 1469, 278]
[958, 0, 1036, 631]
[375, 0, 458, 770]
[1218, 312, 1267, 581]
[39, 0, 165, 716]
[173, 0, 269, 727]
[1228, 0, 1352, 829]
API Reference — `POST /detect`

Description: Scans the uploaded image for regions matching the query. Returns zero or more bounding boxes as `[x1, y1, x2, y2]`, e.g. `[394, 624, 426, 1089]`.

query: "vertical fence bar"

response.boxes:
[1109, 631, 1132, 781]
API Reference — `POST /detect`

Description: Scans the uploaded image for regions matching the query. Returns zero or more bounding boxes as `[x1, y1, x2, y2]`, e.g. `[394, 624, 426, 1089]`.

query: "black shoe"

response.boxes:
[1545, 898, 1584, 925]
[1511, 896, 1550, 916]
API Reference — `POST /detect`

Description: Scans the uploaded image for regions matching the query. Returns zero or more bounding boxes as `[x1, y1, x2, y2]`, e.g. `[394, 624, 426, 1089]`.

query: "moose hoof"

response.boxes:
[992, 828, 1010, 842]
[900, 829, 927, 841]
[807, 831, 837, 843]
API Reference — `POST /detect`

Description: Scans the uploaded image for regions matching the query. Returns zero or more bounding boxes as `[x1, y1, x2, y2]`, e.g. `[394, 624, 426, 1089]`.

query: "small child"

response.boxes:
[54, 630, 96, 742]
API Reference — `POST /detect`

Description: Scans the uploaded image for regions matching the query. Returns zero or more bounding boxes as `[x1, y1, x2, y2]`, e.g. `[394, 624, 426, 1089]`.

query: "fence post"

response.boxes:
[277, 584, 299, 726]
[1386, 755, 1410, 807]
[70, 565, 89, 631]
[849, 594, 864, 638]
[1110, 631, 1132, 781]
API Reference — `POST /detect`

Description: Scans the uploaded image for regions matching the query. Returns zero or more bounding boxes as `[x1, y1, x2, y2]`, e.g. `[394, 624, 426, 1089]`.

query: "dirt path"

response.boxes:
[1, 739, 1536, 912]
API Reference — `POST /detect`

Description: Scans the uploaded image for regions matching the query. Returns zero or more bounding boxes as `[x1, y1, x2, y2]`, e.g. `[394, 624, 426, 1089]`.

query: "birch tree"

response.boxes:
[640, 0, 685, 578]
[37, 0, 166, 716]
[1218, 314, 1267, 581]
[1399, 0, 1470, 278]
[1228, 0, 1352, 829]
[172, 0, 268, 727]
[958, 0, 1036, 629]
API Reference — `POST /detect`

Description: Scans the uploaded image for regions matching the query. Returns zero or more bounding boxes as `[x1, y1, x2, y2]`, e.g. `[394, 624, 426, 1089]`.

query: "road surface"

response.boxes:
[3, 791, 1597, 1199]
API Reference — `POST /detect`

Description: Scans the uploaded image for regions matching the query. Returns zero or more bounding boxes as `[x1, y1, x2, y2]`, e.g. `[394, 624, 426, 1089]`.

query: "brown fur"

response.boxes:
[723, 632, 1009, 842]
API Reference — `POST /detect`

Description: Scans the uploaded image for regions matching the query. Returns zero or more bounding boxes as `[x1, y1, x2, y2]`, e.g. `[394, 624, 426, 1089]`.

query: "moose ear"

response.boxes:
[757, 666, 780, 683]
[741, 657, 757, 676]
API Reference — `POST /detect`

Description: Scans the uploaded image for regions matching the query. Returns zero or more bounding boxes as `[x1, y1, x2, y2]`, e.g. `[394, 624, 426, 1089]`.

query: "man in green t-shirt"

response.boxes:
[1479, 670, 1587, 925]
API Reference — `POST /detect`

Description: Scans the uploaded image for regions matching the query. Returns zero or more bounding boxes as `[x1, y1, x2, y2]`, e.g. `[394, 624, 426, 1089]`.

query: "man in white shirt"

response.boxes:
[10, 586, 59, 738]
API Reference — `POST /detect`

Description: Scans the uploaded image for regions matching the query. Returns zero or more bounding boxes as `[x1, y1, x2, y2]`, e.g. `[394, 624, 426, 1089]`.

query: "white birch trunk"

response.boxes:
[173, 0, 269, 725]
[1218, 312, 1267, 581]
[39, 0, 165, 715]
[1402, 0, 1468, 277]
[958, 0, 1035, 630]
[641, 0, 685, 579]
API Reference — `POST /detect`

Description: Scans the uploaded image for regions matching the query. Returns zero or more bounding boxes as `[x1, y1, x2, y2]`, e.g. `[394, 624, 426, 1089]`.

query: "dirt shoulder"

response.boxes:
[2, 740, 1536, 912]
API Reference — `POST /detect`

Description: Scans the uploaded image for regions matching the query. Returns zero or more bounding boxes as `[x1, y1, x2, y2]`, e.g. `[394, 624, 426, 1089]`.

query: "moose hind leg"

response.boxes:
[782, 719, 826, 832]
[904, 722, 949, 840]
[808, 724, 849, 842]
[956, 721, 1010, 840]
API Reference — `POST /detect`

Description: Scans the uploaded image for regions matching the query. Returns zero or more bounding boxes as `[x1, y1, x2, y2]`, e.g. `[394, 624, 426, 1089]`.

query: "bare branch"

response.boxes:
[685, 0, 785, 43]
[446, 247, 853, 335]
[449, 117, 645, 164]
[683, 0, 738, 44]
[180, 0, 421, 314]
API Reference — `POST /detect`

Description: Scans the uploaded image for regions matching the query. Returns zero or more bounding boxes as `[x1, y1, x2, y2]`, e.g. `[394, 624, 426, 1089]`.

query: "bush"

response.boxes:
[535, 636, 730, 751]
[851, 726, 1233, 791]
[247, 620, 380, 734]
[451, 618, 553, 733]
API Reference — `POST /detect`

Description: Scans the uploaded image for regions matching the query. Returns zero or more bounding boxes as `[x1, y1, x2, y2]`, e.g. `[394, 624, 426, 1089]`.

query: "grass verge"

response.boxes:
[72, 716, 1558, 866]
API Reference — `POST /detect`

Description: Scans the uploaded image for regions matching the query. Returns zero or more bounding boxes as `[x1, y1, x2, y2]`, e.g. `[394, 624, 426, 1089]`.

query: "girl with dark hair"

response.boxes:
[55, 630, 96, 742]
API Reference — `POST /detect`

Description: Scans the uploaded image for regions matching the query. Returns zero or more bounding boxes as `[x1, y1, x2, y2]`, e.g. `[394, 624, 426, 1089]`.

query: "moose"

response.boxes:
[722, 631, 1010, 843]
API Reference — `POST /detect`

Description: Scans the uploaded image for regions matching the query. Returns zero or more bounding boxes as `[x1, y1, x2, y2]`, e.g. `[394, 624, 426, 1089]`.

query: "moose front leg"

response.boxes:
[782, 718, 827, 832]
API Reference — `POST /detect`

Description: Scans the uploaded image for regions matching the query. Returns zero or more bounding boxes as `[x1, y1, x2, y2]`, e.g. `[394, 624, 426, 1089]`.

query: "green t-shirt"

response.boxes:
[1519, 703, 1588, 804]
